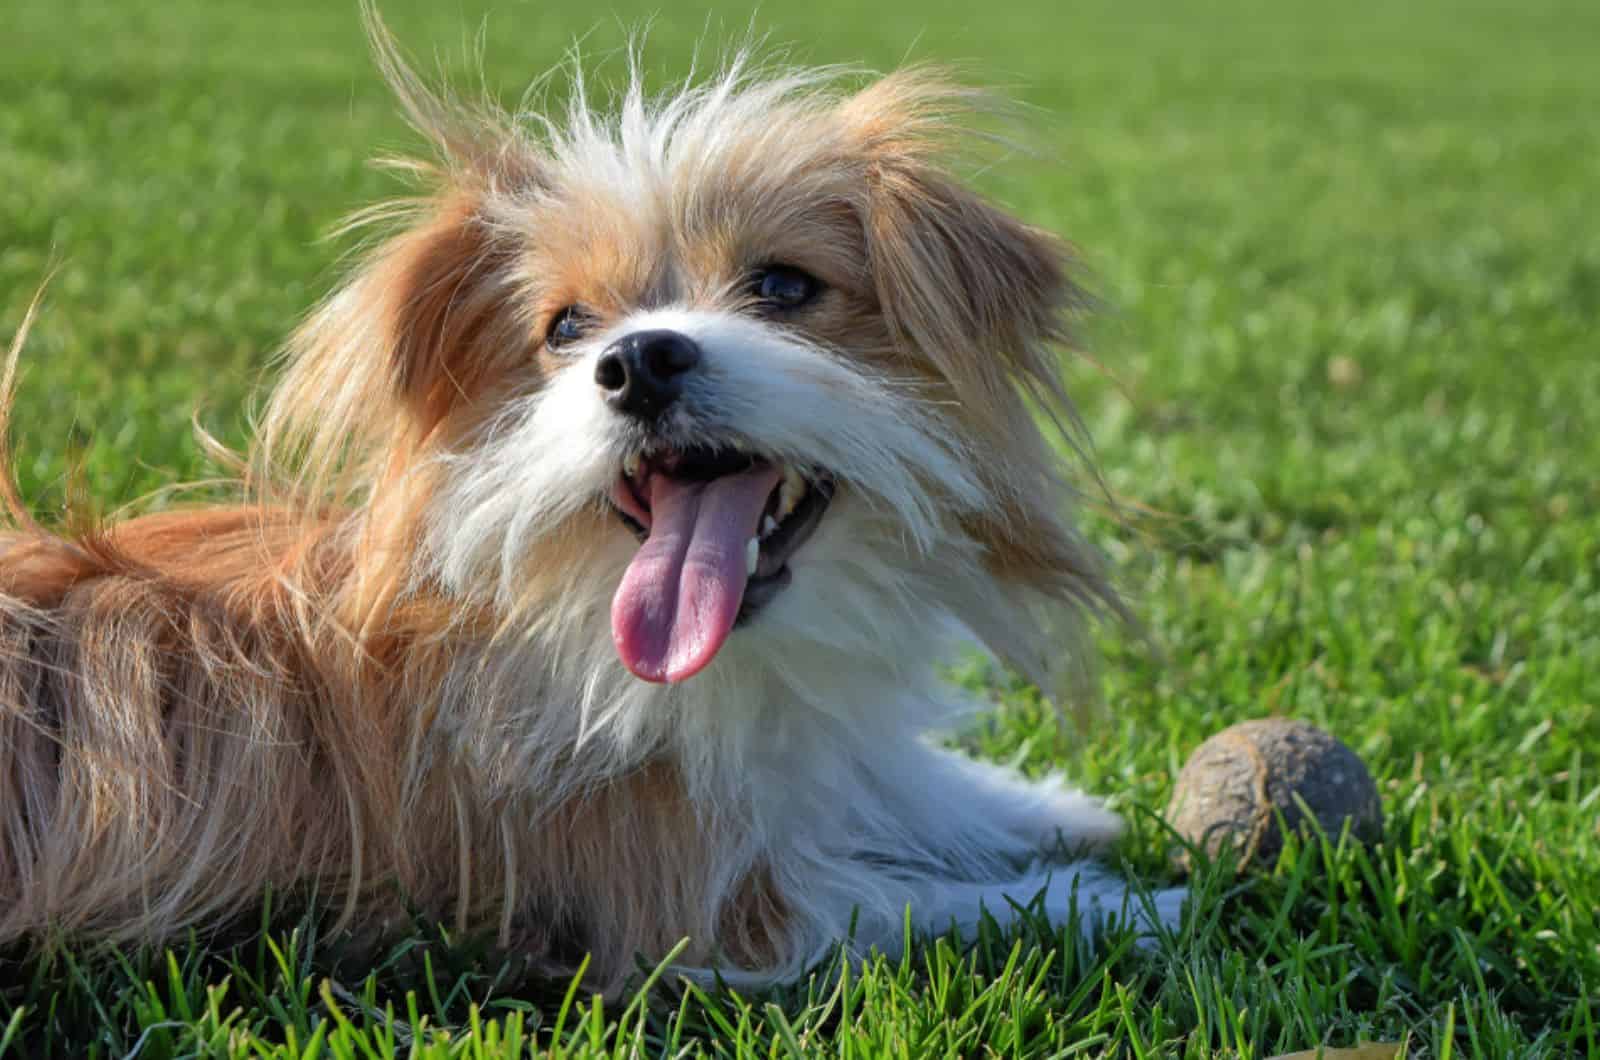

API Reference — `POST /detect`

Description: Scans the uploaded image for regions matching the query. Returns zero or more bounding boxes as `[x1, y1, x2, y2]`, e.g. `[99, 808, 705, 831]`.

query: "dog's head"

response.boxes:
[264, 35, 1113, 706]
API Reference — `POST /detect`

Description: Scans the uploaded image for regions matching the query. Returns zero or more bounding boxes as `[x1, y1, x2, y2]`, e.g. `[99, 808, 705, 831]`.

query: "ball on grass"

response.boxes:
[1167, 718, 1380, 872]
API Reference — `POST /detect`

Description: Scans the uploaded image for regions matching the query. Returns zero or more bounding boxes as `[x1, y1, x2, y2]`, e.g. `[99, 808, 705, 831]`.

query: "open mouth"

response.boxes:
[607, 445, 835, 684]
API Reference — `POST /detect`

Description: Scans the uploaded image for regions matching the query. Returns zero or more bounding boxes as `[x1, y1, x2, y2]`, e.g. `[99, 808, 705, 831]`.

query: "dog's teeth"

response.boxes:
[622, 453, 640, 479]
[776, 467, 806, 520]
[745, 536, 760, 576]
[762, 515, 779, 538]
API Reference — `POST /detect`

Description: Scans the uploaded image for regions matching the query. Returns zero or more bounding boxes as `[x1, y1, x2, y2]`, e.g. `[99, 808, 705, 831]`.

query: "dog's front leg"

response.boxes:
[906, 866, 1186, 945]
[834, 740, 1185, 945]
[867, 738, 1126, 862]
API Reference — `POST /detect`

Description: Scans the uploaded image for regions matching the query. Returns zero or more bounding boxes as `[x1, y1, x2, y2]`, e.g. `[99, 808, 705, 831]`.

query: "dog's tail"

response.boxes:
[0, 279, 51, 538]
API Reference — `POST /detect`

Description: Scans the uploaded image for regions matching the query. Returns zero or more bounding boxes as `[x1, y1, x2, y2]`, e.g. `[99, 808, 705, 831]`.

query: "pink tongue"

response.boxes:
[611, 465, 782, 683]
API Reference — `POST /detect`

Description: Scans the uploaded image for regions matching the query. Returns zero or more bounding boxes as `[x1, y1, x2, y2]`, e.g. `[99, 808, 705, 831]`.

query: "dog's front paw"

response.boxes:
[1045, 872, 1186, 945]
[1017, 781, 1127, 854]
[1138, 884, 1187, 938]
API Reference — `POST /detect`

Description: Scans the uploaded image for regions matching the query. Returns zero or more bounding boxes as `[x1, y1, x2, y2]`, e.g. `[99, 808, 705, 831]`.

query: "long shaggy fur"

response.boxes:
[0, 15, 1179, 994]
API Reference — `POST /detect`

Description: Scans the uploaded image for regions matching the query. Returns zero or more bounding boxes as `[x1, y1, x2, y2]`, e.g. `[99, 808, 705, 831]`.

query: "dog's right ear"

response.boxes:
[257, 11, 545, 501]
[261, 183, 528, 505]
[360, 192, 527, 432]
[354, 2, 550, 428]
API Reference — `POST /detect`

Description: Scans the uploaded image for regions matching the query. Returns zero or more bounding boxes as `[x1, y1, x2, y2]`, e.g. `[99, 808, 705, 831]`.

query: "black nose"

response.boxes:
[594, 329, 702, 421]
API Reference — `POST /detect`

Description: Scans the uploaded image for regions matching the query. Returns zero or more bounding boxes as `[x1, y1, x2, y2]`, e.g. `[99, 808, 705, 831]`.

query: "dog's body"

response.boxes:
[0, 26, 1178, 992]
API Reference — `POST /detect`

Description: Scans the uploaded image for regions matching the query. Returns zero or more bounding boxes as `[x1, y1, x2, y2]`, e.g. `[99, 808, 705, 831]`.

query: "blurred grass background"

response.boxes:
[2, 0, 1598, 1055]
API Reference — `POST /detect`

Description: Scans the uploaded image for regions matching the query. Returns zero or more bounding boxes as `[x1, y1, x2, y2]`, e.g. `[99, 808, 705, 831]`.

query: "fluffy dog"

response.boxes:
[0, 19, 1180, 993]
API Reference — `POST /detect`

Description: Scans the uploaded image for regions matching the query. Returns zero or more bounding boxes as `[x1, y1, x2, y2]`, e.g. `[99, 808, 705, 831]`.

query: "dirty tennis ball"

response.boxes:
[1167, 719, 1381, 872]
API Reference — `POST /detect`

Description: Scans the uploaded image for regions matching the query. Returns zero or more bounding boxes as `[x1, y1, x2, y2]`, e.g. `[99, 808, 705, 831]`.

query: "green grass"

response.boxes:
[3, 0, 1598, 1055]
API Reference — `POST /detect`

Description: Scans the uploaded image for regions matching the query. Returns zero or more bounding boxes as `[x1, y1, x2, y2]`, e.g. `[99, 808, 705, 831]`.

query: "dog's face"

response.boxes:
[272, 62, 1109, 698]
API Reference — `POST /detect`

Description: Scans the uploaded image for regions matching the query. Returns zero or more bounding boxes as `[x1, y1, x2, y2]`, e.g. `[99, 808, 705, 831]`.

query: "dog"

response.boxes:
[0, 17, 1181, 994]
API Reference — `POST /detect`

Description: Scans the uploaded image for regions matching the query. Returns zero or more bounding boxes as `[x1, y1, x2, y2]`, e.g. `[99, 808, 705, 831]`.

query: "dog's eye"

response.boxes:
[545, 306, 590, 351]
[750, 266, 820, 311]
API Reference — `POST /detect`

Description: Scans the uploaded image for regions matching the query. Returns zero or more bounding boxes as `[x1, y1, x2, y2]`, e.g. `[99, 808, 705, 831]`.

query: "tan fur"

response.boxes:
[0, 22, 1116, 993]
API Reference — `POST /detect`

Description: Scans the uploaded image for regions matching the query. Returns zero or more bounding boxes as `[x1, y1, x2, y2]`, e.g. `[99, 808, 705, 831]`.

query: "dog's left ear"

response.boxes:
[841, 72, 1083, 429]
[842, 74, 1120, 698]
